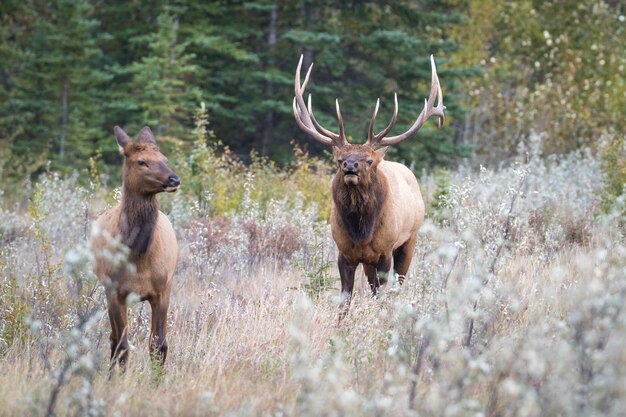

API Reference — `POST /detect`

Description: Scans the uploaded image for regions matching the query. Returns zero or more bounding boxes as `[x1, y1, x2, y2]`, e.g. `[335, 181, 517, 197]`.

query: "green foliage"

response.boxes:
[429, 168, 452, 226]
[27, 182, 70, 335]
[1, 0, 622, 190]
[1, 0, 472, 186]
[119, 12, 202, 139]
[174, 103, 333, 220]
[0, 0, 110, 176]
[453, 0, 625, 161]
[280, 0, 471, 170]
[0, 273, 31, 353]
[601, 134, 626, 215]
[295, 234, 338, 299]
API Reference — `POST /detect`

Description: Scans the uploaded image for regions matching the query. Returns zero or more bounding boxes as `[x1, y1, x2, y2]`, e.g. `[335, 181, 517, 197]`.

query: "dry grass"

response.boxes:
[1, 139, 625, 416]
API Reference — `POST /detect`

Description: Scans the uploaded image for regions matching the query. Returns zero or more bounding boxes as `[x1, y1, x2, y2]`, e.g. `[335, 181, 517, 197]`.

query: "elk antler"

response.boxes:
[366, 55, 445, 148]
[365, 93, 398, 145]
[293, 55, 348, 147]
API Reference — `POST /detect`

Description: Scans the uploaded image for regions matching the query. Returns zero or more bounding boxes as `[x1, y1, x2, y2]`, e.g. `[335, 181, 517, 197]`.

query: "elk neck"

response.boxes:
[333, 170, 389, 244]
[119, 185, 159, 260]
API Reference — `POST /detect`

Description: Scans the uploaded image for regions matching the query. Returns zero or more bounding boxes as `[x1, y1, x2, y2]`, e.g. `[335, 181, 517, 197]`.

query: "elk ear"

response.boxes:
[375, 146, 389, 158]
[114, 126, 131, 152]
[137, 126, 157, 145]
[332, 145, 343, 161]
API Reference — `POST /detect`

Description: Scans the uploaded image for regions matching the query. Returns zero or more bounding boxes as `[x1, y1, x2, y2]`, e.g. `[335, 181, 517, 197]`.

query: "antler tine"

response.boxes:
[366, 98, 381, 145]
[292, 98, 329, 145]
[428, 54, 444, 128]
[301, 59, 313, 95]
[365, 93, 399, 147]
[308, 95, 341, 141]
[377, 55, 445, 147]
[373, 93, 398, 142]
[293, 54, 347, 147]
[430, 54, 446, 129]
[335, 99, 346, 143]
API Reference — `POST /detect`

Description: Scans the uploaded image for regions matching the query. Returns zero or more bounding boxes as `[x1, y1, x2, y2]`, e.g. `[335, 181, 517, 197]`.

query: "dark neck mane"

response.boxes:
[119, 187, 159, 259]
[333, 172, 388, 243]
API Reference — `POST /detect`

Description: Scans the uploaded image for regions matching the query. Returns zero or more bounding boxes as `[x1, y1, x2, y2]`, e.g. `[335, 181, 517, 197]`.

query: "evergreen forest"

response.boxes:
[1, 0, 623, 182]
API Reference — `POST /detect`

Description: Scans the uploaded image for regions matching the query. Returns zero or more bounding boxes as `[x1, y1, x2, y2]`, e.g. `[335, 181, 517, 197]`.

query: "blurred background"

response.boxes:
[0, 0, 624, 182]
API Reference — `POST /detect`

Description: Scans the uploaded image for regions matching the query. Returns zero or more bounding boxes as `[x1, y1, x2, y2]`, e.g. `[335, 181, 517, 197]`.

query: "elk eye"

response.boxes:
[138, 160, 147, 167]
[367, 159, 374, 165]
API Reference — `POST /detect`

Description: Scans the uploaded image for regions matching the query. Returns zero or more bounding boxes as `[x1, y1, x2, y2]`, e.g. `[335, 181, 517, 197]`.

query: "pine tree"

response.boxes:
[177, 1, 271, 156]
[260, 0, 473, 168]
[0, 0, 478, 179]
[121, 11, 202, 141]
[0, 0, 109, 175]
[0, 2, 36, 178]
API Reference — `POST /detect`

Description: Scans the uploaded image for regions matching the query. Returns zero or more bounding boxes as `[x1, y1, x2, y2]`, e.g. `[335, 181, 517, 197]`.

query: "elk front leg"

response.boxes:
[107, 294, 129, 370]
[149, 288, 171, 365]
[364, 254, 392, 295]
[364, 265, 378, 295]
[337, 254, 357, 322]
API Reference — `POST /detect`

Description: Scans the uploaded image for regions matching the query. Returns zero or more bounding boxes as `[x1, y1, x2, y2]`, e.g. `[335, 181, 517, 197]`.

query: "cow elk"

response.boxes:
[293, 55, 445, 319]
[92, 126, 180, 369]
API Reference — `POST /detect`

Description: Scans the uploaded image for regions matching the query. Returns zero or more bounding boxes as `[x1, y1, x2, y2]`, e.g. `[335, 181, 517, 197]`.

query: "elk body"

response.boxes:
[92, 126, 180, 368]
[293, 55, 445, 317]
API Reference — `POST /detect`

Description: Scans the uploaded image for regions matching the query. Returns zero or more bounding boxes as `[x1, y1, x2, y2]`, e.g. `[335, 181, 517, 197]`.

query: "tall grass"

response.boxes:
[0, 134, 624, 416]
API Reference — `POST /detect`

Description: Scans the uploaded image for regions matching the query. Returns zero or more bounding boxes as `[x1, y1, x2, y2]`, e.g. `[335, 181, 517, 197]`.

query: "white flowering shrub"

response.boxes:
[0, 137, 624, 416]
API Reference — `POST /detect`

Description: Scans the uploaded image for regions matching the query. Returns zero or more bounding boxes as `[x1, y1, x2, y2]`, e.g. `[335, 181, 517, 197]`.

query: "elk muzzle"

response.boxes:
[164, 174, 180, 192]
[342, 160, 360, 186]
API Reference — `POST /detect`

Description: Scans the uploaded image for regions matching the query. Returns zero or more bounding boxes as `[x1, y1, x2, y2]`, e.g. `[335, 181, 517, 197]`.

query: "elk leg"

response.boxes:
[376, 255, 392, 287]
[149, 288, 171, 365]
[393, 235, 417, 285]
[364, 265, 378, 295]
[364, 256, 392, 295]
[337, 254, 357, 321]
[107, 294, 129, 369]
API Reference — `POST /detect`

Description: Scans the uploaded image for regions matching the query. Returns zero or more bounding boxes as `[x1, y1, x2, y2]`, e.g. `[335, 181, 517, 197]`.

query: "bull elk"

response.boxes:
[92, 126, 180, 368]
[293, 55, 444, 318]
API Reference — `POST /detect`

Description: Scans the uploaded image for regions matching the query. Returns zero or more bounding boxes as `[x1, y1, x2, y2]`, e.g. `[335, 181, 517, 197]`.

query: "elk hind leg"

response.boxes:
[393, 235, 417, 286]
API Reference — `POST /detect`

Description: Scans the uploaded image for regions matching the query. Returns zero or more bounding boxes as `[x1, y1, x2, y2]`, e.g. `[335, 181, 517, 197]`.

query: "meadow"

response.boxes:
[0, 132, 625, 417]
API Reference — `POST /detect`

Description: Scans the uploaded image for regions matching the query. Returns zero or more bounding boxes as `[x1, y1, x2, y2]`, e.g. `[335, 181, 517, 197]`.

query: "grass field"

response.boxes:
[1, 138, 625, 416]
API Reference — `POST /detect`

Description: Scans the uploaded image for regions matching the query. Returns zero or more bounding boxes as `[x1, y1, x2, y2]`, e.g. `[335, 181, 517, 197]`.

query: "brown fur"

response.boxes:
[332, 162, 388, 244]
[119, 191, 159, 258]
[92, 126, 180, 369]
[293, 54, 444, 321]
[329, 145, 425, 319]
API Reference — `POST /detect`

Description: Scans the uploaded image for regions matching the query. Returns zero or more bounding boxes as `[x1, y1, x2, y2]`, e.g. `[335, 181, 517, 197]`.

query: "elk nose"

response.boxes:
[168, 174, 180, 187]
[343, 160, 358, 171]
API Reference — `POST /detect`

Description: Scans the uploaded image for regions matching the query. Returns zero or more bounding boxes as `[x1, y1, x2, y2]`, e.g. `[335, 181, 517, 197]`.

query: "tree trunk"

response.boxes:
[302, 2, 316, 70]
[261, 4, 277, 157]
[60, 78, 68, 159]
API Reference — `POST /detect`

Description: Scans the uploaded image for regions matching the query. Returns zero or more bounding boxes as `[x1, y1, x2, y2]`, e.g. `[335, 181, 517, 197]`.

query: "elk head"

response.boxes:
[293, 54, 445, 187]
[332, 144, 387, 186]
[114, 126, 181, 195]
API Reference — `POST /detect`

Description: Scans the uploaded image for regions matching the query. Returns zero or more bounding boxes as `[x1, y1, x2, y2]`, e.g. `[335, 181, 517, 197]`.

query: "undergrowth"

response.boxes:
[0, 130, 624, 416]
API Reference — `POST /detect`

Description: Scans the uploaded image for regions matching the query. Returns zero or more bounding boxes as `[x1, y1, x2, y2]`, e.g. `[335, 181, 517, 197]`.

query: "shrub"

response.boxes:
[601, 132, 626, 216]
